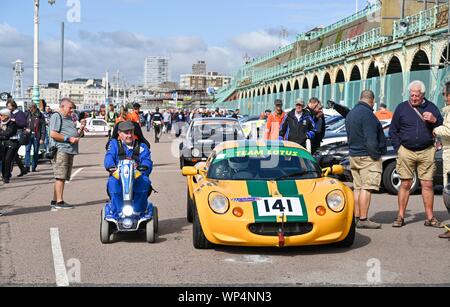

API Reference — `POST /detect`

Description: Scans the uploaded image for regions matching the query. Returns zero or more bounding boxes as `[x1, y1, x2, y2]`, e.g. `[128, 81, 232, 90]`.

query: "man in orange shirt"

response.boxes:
[127, 103, 141, 123]
[264, 99, 286, 140]
[375, 103, 393, 120]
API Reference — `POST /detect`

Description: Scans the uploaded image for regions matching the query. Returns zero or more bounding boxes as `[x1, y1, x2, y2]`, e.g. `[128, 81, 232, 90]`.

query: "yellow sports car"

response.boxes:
[182, 140, 355, 249]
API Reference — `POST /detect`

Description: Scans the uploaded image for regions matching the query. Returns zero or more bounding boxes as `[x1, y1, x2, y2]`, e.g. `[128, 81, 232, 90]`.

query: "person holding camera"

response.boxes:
[48, 98, 85, 210]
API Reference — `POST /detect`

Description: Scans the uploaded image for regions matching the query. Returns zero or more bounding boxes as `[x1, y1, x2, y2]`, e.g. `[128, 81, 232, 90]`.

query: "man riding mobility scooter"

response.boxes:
[101, 121, 158, 243]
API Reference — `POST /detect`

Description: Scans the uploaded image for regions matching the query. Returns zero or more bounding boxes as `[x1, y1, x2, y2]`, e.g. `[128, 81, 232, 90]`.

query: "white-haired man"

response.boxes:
[389, 80, 444, 228]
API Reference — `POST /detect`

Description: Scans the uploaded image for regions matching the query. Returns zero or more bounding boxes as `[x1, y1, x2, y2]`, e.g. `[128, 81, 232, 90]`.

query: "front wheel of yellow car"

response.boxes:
[187, 190, 194, 223]
[334, 218, 356, 248]
[193, 206, 212, 249]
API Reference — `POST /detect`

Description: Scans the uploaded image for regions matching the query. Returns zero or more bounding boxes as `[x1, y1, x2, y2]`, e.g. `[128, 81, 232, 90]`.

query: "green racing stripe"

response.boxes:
[276, 180, 309, 222]
[246, 181, 277, 223]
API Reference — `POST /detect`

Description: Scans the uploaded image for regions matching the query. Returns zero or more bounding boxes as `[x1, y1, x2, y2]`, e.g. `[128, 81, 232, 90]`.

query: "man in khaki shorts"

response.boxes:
[389, 81, 444, 228]
[345, 90, 387, 229]
[49, 98, 85, 209]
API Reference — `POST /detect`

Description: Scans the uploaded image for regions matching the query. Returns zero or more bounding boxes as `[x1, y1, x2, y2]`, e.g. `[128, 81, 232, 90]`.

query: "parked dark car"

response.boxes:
[342, 144, 442, 195]
[325, 115, 344, 129]
[179, 117, 246, 168]
[315, 136, 444, 195]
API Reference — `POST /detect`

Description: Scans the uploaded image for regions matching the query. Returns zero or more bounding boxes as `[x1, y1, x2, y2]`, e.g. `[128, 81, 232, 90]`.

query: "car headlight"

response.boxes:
[122, 205, 134, 217]
[326, 190, 345, 213]
[191, 148, 201, 157]
[208, 192, 229, 214]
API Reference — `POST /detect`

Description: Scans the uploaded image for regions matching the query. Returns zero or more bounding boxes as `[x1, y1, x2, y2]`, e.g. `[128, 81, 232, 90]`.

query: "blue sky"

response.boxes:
[0, 0, 367, 91]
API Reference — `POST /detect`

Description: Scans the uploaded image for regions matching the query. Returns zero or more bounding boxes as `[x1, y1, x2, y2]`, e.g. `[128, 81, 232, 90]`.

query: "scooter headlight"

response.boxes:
[208, 192, 229, 214]
[326, 190, 345, 213]
[122, 205, 134, 217]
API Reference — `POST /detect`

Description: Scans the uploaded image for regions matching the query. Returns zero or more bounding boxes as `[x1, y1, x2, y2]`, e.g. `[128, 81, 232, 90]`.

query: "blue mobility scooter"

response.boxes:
[100, 158, 158, 244]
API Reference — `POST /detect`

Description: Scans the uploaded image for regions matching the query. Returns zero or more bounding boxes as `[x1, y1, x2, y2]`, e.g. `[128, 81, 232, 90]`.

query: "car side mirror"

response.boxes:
[331, 165, 344, 175]
[322, 165, 344, 177]
[182, 166, 198, 176]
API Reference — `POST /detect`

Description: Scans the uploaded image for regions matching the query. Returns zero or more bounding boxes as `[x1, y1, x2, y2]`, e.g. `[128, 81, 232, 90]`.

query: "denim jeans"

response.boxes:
[25, 134, 40, 170]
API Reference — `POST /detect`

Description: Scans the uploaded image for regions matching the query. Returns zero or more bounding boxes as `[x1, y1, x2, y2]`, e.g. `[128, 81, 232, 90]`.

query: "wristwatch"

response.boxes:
[64, 136, 69, 143]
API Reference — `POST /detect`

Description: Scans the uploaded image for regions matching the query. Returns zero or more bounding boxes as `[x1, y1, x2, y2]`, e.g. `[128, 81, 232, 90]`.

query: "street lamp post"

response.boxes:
[32, 0, 55, 105]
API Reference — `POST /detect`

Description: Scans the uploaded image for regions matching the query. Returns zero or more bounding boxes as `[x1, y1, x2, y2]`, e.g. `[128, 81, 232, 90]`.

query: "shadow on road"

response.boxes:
[111, 232, 168, 244]
[211, 232, 371, 256]
[371, 210, 450, 225]
[153, 163, 176, 167]
[3, 199, 109, 217]
[158, 217, 190, 236]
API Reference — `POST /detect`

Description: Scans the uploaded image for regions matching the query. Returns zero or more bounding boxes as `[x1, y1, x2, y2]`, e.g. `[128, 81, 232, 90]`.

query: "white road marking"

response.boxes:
[67, 168, 84, 183]
[50, 228, 70, 287]
[224, 255, 272, 264]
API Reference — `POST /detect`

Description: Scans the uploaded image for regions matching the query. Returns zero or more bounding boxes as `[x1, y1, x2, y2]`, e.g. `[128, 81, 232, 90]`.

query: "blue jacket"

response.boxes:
[104, 139, 153, 177]
[389, 99, 443, 152]
[345, 102, 387, 160]
[279, 109, 316, 146]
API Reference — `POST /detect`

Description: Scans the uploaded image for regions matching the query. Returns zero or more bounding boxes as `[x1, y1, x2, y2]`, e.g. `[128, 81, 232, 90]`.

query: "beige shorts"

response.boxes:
[350, 156, 382, 191]
[53, 151, 74, 181]
[396, 145, 435, 181]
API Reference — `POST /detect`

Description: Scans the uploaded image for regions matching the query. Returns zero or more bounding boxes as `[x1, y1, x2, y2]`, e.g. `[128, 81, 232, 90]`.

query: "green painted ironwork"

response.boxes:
[393, 4, 445, 40]
[296, 2, 382, 41]
[212, 3, 449, 115]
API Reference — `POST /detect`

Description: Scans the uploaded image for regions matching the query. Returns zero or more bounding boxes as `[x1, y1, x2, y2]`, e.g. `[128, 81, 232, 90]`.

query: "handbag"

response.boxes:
[18, 129, 31, 145]
[45, 113, 63, 160]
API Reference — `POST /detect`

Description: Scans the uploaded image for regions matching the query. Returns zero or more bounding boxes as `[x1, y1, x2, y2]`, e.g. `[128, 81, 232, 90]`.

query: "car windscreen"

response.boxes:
[92, 120, 107, 126]
[327, 118, 345, 131]
[191, 122, 244, 142]
[208, 146, 322, 180]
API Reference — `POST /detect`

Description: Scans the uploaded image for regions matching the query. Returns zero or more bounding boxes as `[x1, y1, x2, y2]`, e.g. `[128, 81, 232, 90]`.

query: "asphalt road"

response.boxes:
[0, 131, 449, 286]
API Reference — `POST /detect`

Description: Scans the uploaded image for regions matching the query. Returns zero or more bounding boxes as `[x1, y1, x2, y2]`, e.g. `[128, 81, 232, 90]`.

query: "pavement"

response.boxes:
[0, 131, 449, 286]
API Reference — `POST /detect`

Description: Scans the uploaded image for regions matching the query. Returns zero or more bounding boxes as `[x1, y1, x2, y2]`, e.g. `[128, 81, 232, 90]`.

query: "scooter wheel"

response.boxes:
[146, 219, 156, 243]
[100, 208, 111, 244]
[153, 206, 159, 233]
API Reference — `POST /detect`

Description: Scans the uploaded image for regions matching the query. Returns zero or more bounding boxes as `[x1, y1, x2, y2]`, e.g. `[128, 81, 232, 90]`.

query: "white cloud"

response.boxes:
[231, 30, 288, 56]
[0, 24, 289, 91]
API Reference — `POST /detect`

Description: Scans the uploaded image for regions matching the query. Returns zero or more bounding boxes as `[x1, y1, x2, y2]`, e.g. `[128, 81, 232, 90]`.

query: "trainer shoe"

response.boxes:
[54, 201, 74, 210]
[357, 219, 381, 229]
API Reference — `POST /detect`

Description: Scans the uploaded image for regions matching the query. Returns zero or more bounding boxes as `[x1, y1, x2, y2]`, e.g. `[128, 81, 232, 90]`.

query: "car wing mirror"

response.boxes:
[182, 166, 198, 176]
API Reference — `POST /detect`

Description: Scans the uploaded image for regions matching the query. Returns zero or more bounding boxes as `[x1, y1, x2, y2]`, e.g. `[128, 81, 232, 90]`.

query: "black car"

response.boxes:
[179, 117, 246, 168]
[315, 139, 444, 195]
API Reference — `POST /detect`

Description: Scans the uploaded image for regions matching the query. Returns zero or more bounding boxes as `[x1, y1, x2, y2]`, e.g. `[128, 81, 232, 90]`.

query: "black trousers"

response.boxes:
[0, 142, 20, 180]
